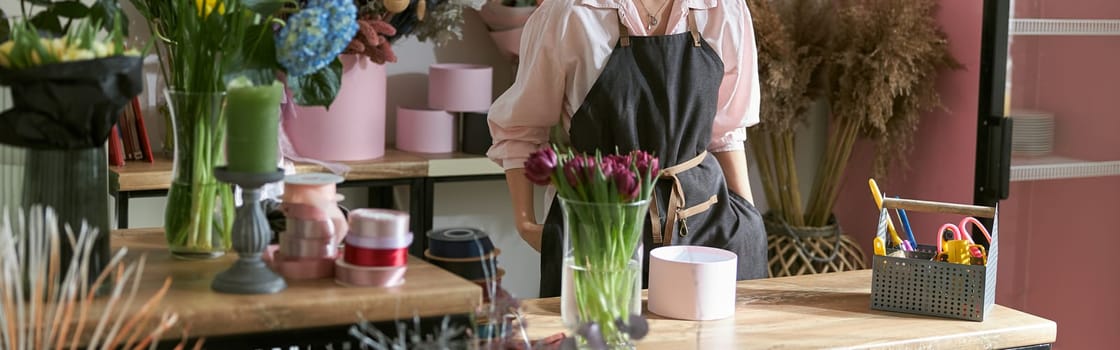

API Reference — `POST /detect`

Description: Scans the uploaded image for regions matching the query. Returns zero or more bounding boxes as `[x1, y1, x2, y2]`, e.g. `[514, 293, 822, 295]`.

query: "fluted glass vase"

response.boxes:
[560, 197, 647, 350]
[164, 90, 234, 259]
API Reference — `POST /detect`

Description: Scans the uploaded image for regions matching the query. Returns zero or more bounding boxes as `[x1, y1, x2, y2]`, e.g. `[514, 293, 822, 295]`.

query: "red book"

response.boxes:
[131, 97, 155, 163]
[108, 125, 125, 166]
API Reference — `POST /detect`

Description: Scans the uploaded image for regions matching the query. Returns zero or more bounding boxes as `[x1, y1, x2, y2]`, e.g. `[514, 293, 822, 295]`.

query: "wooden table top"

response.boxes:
[99, 229, 481, 340]
[520, 270, 1057, 349]
[111, 149, 503, 192]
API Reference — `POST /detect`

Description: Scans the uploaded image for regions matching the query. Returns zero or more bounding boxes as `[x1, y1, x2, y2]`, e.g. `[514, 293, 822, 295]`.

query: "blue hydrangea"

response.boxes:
[276, 0, 358, 77]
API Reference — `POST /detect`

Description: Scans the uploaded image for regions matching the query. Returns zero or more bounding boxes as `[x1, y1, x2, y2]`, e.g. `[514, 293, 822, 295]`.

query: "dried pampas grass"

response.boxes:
[804, 0, 960, 226]
[0, 206, 196, 350]
[747, 0, 959, 227]
[747, 0, 835, 226]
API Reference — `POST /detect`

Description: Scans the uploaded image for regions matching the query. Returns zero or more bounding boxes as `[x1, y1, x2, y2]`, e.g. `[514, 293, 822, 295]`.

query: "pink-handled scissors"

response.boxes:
[935, 217, 993, 259]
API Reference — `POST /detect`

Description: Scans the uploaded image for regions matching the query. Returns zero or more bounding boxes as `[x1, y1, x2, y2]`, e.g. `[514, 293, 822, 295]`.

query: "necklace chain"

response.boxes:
[638, 0, 672, 31]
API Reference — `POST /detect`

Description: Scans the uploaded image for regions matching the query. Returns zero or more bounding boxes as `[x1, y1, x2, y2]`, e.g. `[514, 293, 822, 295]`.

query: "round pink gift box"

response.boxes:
[648, 246, 738, 321]
[395, 107, 456, 153]
[285, 55, 387, 161]
[428, 64, 492, 113]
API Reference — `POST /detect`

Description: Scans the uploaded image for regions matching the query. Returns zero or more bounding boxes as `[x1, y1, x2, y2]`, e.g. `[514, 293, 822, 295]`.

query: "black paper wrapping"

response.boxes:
[0, 55, 143, 150]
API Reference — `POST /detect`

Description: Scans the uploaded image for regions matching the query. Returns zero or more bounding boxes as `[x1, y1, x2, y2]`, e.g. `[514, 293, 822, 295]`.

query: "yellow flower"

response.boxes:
[195, 0, 226, 18]
[0, 41, 14, 56]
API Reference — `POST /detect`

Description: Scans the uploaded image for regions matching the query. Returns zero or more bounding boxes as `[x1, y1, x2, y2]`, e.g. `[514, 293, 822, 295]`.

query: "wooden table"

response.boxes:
[103, 228, 482, 348]
[110, 149, 505, 255]
[520, 270, 1057, 349]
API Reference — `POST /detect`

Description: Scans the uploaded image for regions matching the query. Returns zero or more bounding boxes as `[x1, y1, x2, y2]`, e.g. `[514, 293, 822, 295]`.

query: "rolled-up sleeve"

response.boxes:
[487, 4, 567, 169]
[708, 1, 761, 153]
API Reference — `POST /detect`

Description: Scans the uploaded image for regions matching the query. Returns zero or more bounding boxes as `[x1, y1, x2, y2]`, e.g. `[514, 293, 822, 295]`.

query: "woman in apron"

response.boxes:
[487, 0, 768, 297]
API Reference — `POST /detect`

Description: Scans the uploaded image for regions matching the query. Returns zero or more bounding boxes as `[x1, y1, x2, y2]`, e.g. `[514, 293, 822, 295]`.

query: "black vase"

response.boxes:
[0, 55, 143, 286]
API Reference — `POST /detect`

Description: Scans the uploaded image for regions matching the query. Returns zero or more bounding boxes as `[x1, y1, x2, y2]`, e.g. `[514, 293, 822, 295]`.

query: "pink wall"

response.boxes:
[832, 1, 1119, 348]
[1001, 1, 1120, 348]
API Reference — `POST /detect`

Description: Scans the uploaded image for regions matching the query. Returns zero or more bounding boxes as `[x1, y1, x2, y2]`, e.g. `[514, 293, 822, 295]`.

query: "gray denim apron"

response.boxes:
[538, 9, 767, 297]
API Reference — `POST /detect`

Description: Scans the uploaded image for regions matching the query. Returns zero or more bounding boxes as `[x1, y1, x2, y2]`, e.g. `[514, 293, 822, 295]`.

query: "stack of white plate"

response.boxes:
[1010, 109, 1055, 156]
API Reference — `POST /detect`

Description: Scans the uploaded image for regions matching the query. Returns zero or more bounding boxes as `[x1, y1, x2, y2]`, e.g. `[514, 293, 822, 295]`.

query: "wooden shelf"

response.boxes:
[111, 148, 496, 192]
[98, 229, 480, 341]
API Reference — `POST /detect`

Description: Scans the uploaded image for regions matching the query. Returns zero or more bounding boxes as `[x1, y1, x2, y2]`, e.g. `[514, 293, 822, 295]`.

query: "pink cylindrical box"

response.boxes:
[648, 246, 738, 321]
[285, 54, 387, 161]
[395, 107, 456, 154]
[428, 64, 493, 113]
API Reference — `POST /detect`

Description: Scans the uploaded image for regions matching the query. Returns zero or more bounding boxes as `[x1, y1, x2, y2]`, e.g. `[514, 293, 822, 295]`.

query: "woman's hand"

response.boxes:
[506, 168, 544, 252]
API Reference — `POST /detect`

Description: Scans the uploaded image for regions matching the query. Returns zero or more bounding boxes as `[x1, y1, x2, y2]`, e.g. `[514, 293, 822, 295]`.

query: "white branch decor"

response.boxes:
[0, 206, 193, 350]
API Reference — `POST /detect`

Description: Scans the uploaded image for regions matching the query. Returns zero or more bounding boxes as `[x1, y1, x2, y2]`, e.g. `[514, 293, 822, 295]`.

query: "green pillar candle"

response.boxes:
[225, 81, 284, 173]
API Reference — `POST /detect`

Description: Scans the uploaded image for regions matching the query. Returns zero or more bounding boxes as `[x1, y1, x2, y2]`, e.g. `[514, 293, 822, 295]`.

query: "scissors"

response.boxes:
[934, 217, 993, 265]
[868, 179, 903, 246]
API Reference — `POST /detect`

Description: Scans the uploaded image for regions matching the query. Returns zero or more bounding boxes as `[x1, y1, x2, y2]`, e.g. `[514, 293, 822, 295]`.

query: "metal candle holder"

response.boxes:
[211, 166, 286, 294]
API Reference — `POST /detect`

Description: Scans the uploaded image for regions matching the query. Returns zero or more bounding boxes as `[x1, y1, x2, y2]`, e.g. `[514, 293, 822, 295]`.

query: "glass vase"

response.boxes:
[560, 197, 648, 350]
[164, 90, 234, 259]
[0, 144, 111, 284]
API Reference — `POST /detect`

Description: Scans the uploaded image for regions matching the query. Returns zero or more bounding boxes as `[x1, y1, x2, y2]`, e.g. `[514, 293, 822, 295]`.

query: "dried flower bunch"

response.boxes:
[0, 206, 195, 349]
[346, 0, 468, 64]
[747, 0, 959, 227]
[746, 0, 834, 227]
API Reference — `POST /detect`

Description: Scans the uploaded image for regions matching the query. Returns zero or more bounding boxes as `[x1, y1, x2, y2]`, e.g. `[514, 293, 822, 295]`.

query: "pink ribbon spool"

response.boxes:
[279, 234, 337, 259]
[345, 232, 414, 250]
[395, 107, 456, 154]
[348, 208, 410, 238]
[335, 259, 406, 287]
[271, 252, 336, 280]
[284, 173, 348, 247]
[428, 64, 493, 113]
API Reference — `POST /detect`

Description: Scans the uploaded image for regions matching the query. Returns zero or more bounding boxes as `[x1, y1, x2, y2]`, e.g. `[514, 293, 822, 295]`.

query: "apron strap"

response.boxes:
[649, 151, 717, 245]
[687, 9, 701, 47]
[617, 11, 631, 47]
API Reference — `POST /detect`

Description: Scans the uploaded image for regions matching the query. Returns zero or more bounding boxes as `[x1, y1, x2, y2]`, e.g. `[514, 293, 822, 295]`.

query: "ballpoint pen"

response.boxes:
[894, 196, 918, 248]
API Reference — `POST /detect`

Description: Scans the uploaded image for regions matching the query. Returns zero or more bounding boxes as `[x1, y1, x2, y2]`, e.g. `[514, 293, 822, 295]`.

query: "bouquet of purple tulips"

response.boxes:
[525, 146, 658, 348]
[524, 146, 659, 204]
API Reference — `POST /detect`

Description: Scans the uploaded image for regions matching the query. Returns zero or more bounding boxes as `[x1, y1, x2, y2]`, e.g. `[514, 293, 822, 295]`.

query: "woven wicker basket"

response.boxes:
[764, 214, 866, 277]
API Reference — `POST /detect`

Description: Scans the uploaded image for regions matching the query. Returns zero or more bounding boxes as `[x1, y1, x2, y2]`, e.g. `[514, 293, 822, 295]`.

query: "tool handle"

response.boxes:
[881, 197, 996, 218]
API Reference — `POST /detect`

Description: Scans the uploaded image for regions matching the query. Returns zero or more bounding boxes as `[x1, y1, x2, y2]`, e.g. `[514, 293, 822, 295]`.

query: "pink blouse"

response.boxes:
[486, 0, 760, 169]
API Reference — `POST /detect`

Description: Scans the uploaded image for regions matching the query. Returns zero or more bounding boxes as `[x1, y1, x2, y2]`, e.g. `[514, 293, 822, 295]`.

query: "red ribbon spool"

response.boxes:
[344, 245, 408, 267]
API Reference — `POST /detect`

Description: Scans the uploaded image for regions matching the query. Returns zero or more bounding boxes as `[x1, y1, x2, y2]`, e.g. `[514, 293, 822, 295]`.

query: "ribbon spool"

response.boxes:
[427, 227, 494, 259]
[343, 235, 412, 267]
[335, 259, 407, 287]
[349, 208, 410, 238]
[283, 173, 348, 247]
[424, 248, 501, 280]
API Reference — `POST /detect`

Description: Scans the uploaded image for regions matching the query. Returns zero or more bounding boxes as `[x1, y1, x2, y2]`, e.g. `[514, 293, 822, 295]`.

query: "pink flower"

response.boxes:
[524, 147, 557, 186]
[564, 155, 596, 188]
[613, 166, 639, 200]
[631, 150, 659, 178]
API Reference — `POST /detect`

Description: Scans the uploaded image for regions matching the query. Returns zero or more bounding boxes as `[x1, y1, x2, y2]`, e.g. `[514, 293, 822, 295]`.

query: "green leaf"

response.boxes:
[91, 0, 127, 36]
[288, 59, 343, 109]
[29, 11, 63, 35]
[52, 1, 90, 19]
[243, 0, 288, 15]
[224, 23, 280, 85]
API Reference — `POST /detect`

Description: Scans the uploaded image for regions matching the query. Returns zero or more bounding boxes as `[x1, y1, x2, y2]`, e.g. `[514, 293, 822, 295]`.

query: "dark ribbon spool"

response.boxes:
[427, 227, 494, 259]
[424, 249, 501, 281]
